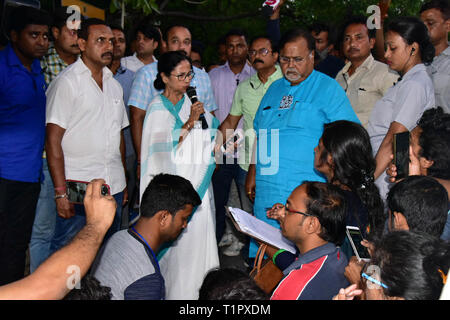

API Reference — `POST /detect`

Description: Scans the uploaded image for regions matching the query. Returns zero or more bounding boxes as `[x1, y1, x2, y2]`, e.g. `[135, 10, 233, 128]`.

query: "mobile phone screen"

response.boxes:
[394, 131, 410, 180]
[66, 181, 110, 204]
[347, 227, 371, 260]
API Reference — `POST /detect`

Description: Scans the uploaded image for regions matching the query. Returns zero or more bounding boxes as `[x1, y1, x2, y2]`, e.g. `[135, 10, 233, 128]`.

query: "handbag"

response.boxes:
[249, 243, 284, 294]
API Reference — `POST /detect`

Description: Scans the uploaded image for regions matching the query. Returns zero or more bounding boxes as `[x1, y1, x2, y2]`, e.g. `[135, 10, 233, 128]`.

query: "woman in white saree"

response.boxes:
[140, 51, 220, 299]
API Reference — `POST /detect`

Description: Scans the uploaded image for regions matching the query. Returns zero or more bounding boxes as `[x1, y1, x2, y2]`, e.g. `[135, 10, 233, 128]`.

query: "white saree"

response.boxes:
[140, 94, 220, 300]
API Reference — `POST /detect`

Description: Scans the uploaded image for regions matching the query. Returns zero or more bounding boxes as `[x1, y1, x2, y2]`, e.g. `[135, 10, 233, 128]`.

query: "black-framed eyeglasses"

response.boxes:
[266, 204, 313, 217]
[171, 70, 195, 81]
[248, 48, 272, 57]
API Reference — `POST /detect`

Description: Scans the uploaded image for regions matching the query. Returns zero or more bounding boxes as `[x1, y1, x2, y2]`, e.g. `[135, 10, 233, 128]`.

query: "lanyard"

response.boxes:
[131, 226, 160, 271]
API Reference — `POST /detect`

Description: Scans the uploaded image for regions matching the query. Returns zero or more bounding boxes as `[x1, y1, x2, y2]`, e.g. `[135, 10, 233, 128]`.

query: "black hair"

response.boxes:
[303, 181, 347, 245]
[319, 120, 385, 239]
[7, 5, 52, 36]
[198, 268, 269, 300]
[250, 35, 279, 53]
[140, 173, 201, 218]
[309, 22, 340, 48]
[63, 275, 112, 300]
[416, 107, 450, 179]
[341, 16, 377, 39]
[109, 25, 124, 34]
[153, 51, 192, 90]
[135, 22, 161, 44]
[387, 175, 448, 237]
[370, 231, 450, 300]
[77, 18, 108, 41]
[420, 0, 450, 20]
[279, 28, 315, 53]
[385, 17, 435, 65]
[163, 24, 190, 42]
[52, 6, 83, 30]
[224, 28, 248, 45]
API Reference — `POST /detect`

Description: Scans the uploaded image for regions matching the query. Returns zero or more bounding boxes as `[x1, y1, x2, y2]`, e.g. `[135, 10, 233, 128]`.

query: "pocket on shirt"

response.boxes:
[286, 102, 323, 134]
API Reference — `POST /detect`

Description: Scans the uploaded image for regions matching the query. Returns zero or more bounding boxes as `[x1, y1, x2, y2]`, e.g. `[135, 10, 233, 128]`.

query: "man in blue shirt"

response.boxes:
[246, 28, 359, 258]
[0, 6, 51, 285]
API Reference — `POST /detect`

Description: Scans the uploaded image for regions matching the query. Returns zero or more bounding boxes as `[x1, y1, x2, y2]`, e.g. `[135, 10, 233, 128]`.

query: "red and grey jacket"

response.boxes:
[271, 243, 349, 300]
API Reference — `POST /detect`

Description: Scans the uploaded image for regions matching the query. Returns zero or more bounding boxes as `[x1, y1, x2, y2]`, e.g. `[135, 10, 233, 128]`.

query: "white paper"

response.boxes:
[228, 207, 297, 254]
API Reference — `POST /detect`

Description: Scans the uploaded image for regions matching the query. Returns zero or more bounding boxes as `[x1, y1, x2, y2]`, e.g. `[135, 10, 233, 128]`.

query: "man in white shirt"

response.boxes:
[121, 23, 160, 72]
[45, 18, 129, 252]
[420, 0, 450, 113]
[336, 16, 399, 128]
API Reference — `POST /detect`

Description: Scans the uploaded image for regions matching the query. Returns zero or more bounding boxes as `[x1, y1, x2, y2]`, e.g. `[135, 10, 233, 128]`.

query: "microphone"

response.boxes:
[186, 86, 208, 129]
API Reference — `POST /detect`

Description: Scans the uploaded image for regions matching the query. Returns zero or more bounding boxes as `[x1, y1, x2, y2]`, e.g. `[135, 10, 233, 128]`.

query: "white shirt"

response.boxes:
[368, 63, 435, 199]
[427, 44, 450, 113]
[46, 58, 129, 195]
[336, 55, 399, 128]
[120, 53, 157, 73]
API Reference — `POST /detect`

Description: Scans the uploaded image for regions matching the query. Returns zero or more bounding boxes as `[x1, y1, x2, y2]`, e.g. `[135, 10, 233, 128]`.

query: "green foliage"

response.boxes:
[110, 0, 428, 65]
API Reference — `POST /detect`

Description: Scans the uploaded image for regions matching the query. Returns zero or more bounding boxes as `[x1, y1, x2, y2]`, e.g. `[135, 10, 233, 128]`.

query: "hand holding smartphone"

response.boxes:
[346, 226, 371, 262]
[66, 180, 111, 204]
[393, 131, 410, 181]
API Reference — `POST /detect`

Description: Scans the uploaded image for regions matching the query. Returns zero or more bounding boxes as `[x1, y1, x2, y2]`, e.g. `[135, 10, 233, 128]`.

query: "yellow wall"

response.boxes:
[61, 0, 105, 20]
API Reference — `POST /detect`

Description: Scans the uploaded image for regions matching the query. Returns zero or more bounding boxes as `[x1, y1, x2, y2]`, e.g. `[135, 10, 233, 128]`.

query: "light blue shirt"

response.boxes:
[114, 65, 135, 158]
[127, 62, 217, 113]
[251, 70, 359, 257]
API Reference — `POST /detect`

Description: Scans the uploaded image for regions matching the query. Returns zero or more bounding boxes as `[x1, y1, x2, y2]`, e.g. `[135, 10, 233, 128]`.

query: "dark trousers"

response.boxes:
[212, 157, 248, 244]
[0, 178, 40, 285]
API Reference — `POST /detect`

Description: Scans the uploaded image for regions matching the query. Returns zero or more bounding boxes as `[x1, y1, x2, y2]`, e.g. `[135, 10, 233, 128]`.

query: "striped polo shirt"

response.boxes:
[271, 243, 349, 300]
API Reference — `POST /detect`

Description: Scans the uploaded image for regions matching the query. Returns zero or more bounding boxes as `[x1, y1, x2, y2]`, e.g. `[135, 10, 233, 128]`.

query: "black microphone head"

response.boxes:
[186, 86, 198, 103]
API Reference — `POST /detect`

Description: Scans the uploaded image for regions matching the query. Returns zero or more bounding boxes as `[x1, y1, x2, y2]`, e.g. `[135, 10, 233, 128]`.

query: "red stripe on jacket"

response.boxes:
[271, 255, 328, 300]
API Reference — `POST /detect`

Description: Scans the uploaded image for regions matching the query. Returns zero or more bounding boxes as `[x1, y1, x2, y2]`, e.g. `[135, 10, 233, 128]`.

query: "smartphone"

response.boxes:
[393, 131, 410, 180]
[66, 180, 111, 204]
[221, 130, 243, 154]
[345, 226, 371, 262]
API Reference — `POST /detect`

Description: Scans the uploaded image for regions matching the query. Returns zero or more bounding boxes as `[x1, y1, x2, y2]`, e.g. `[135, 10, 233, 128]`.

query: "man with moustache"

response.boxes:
[0, 6, 51, 285]
[29, 6, 84, 273]
[208, 29, 255, 253]
[246, 29, 359, 260]
[128, 24, 217, 179]
[45, 18, 129, 253]
[335, 16, 399, 128]
[214, 35, 282, 254]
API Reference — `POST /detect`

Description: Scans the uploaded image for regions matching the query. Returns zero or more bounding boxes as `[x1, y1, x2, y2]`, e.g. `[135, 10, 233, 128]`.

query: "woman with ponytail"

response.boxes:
[368, 16, 436, 201]
[315, 120, 385, 241]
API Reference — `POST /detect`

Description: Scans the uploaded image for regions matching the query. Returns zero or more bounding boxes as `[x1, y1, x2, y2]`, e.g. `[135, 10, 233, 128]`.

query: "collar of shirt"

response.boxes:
[250, 64, 282, 88]
[222, 60, 255, 81]
[73, 57, 113, 81]
[289, 243, 339, 270]
[116, 64, 127, 75]
[441, 44, 450, 57]
[342, 54, 374, 77]
[400, 63, 427, 83]
[5, 43, 41, 75]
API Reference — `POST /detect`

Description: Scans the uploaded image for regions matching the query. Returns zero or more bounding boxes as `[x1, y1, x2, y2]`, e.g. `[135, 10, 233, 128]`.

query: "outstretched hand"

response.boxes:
[83, 179, 116, 235]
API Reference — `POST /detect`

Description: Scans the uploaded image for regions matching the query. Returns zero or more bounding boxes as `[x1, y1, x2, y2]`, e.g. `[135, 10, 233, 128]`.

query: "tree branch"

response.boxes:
[160, 0, 170, 10]
[157, 9, 261, 21]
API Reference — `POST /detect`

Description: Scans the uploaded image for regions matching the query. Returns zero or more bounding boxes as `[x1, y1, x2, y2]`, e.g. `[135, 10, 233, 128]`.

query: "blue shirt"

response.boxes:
[0, 44, 47, 182]
[128, 62, 217, 113]
[251, 70, 359, 256]
[114, 65, 135, 158]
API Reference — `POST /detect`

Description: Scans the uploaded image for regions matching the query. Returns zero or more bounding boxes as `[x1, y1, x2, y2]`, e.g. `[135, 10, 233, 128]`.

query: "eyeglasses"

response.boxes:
[266, 204, 313, 217]
[248, 48, 272, 57]
[171, 70, 195, 81]
[279, 53, 312, 65]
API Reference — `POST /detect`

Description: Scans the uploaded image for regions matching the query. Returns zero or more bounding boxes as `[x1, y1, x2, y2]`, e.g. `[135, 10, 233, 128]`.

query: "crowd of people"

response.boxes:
[0, 0, 449, 301]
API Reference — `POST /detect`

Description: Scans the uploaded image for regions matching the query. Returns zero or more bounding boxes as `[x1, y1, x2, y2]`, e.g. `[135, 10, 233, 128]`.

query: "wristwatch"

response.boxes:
[54, 193, 68, 200]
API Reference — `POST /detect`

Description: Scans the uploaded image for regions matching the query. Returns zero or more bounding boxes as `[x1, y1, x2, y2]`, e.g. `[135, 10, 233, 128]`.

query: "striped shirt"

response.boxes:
[271, 243, 349, 300]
